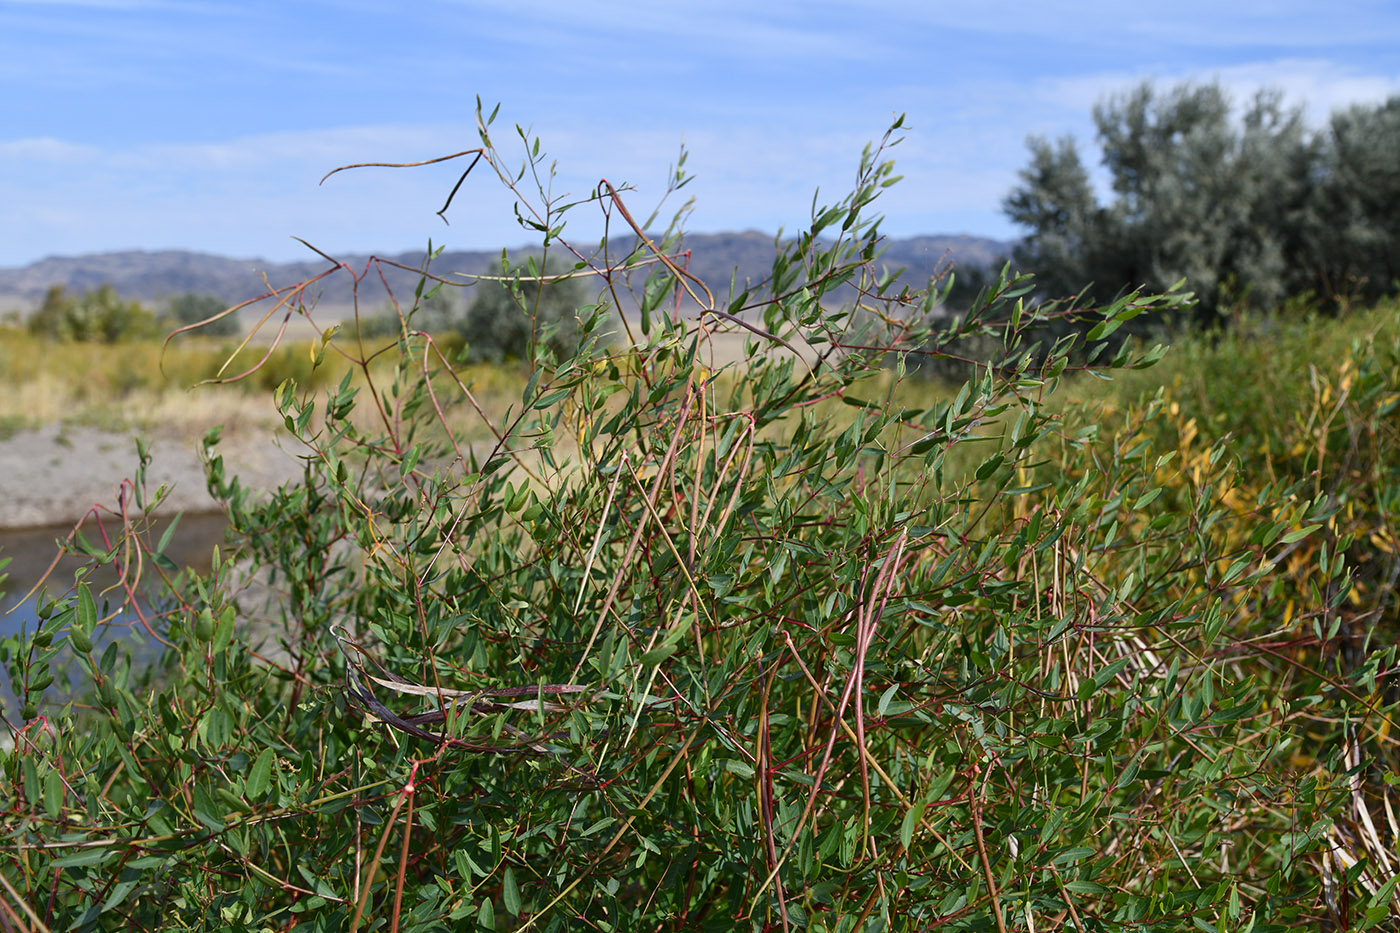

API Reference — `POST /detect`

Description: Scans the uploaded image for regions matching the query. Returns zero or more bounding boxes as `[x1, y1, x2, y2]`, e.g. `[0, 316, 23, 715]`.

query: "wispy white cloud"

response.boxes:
[1032, 59, 1400, 129]
[890, 0, 1400, 48]
[1109, 1, 1400, 48]
[1206, 60, 1400, 120]
[0, 137, 101, 161]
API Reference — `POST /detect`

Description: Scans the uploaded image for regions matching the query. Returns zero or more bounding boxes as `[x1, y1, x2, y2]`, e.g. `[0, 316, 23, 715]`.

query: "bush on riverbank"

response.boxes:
[1, 107, 1396, 931]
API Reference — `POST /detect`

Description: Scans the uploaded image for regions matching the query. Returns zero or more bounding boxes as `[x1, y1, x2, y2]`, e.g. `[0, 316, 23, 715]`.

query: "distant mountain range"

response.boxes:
[0, 232, 1012, 318]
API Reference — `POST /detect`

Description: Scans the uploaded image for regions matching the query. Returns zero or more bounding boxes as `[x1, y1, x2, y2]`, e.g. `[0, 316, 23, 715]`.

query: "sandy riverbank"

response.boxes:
[0, 422, 305, 529]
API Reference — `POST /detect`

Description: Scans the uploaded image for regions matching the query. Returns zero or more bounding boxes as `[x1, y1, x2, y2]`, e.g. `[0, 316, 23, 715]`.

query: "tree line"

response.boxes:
[25, 286, 240, 342]
[1003, 80, 1400, 324]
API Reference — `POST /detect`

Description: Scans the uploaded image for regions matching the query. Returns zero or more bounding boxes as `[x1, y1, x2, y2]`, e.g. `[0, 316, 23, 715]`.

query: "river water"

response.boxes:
[0, 512, 230, 724]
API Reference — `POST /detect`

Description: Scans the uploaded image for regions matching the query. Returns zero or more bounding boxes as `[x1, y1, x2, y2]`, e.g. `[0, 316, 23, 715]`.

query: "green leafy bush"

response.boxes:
[167, 293, 242, 338]
[1075, 303, 1400, 676]
[458, 256, 594, 364]
[2, 107, 1396, 932]
[27, 283, 160, 343]
[1006, 81, 1400, 322]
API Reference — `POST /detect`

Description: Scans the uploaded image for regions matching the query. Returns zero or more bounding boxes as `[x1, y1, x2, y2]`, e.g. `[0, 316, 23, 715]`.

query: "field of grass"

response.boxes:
[0, 326, 528, 446]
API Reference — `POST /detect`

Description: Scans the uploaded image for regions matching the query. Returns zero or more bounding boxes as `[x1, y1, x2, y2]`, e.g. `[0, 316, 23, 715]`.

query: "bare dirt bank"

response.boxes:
[0, 423, 304, 530]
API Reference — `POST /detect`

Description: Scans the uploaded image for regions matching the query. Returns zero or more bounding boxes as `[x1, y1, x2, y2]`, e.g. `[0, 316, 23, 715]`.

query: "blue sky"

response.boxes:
[2, 0, 1398, 267]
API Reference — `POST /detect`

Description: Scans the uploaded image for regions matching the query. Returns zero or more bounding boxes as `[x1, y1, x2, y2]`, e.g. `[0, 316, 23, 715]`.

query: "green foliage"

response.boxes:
[1078, 302, 1400, 655]
[27, 283, 161, 343]
[1006, 80, 1400, 322]
[1001, 135, 1105, 302]
[458, 256, 595, 364]
[356, 272, 463, 339]
[167, 292, 241, 338]
[2, 107, 1396, 932]
[1310, 98, 1400, 305]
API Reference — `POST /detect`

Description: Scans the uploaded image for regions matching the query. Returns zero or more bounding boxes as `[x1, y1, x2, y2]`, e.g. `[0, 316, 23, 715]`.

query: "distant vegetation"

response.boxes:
[352, 256, 602, 364]
[25, 284, 242, 343]
[1006, 80, 1400, 324]
[167, 292, 241, 338]
[1, 97, 1396, 933]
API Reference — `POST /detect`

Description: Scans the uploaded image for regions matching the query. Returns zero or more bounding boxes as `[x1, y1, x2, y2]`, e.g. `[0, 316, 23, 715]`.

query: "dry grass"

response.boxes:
[0, 330, 280, 435]
[0, 326, 562, 470]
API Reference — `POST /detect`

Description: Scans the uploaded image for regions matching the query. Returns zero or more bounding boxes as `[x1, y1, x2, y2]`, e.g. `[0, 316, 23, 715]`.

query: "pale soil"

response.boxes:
[0, 421, 304, 529]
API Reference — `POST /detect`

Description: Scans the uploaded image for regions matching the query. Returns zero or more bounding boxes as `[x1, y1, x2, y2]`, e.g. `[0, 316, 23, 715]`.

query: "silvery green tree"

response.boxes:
[168, 292, 241, 337]
[1096, 84, 1316, 318]
[1006, 80, 1398, 321]
[457, 256, 590, 363]
[1000, 135, 1105, 302]
[1308, 97, 1400, 304]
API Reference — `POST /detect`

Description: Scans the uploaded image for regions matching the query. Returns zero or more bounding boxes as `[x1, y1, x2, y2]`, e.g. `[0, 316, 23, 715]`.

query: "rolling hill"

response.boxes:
[0, 232, 1011, 320]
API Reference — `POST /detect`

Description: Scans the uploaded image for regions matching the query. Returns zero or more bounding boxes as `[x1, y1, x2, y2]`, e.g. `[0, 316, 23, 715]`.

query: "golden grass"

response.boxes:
[0, 330, 289, 437]
[0, 327, 543, 457]
[0, 322, 952, 470]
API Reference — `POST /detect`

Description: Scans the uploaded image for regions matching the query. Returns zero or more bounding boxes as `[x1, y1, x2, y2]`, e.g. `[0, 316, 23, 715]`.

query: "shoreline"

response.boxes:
[0, 422, 304, 531]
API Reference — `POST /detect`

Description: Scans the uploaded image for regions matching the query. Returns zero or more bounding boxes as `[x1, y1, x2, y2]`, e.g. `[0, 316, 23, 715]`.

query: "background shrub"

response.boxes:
[1006, 80, 1400, 323]
[167, 292, 242, 338]
[458, 256, 595, 364]
[26, 283, 160, 343]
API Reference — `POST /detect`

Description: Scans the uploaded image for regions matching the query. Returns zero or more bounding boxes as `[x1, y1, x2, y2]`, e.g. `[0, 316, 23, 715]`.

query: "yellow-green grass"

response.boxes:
[7, 300, 1393, 475]
[0, 328, 523, 447]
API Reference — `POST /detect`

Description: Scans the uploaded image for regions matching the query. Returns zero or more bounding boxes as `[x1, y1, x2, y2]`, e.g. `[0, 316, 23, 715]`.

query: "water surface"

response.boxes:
[0, 512, 229, 723]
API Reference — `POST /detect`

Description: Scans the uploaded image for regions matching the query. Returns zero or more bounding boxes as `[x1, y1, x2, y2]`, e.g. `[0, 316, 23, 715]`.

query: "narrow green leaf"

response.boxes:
[1280, 524, 1322, 544]
[1053, 847, 1097, 865]
[156, 513, 183, 556]
[22, 758, 39, 804]
[246, 748, 275, 800]
[1222, 556, 1252, 584]
[532, 388, 570, 410]
[101, 875, 140, 914]
[43, 768, 63, 820]
[1093, 656, 1132, 689]
[77, 582, 96, 634]
[899, 803, 924, 851]
[639, 644, 678, 666]
[724, 759, 755, 779]
[877, 684, 899, 718]
[503, 866, 521, 916]
[1063, 879, 1108, 894]
[68, 623, 92, 654]
[1133, 488, 1162, 509]
[52, 848, 114, 868]
[191, 785, 225, 831]
[975, 453, 1005, 481]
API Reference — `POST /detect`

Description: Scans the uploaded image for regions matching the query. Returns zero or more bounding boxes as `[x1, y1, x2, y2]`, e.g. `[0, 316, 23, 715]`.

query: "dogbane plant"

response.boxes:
[2, 103, 1393, 932]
